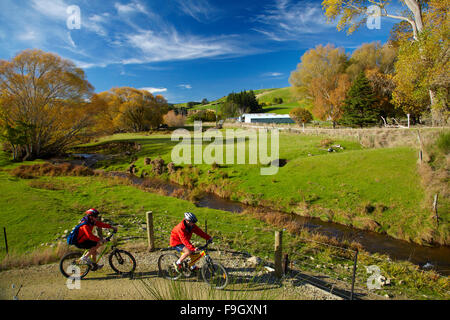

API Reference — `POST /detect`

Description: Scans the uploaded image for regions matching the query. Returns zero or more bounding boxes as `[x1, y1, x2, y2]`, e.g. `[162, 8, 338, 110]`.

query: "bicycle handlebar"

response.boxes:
[105, 229, 117, 242]
[197, 238, 213, 251]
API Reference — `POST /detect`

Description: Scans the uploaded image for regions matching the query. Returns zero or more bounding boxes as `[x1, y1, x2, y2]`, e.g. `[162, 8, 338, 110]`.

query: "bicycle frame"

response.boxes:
[187, 250, 206, 267]
[178, 240, 213, 268]
[81, 231, 117, 264]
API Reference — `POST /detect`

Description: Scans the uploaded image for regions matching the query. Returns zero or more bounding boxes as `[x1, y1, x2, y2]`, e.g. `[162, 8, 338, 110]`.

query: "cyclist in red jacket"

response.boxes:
[77, 208, 117, 270]
[170, 212, 212, 272]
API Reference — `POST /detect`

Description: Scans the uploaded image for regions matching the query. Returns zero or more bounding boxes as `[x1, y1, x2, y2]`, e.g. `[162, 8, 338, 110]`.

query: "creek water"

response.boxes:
[104, 170, 450, 275]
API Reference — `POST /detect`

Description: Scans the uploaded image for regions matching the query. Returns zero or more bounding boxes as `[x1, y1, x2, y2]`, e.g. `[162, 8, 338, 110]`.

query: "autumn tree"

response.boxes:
[392, 0, 449, 125]
[322, 0, 449, 125]
[289, 107, 313, 131]
[347, 42, 401, 121]
[289, 44, 349, 128]
[0, 49, 94, 160]
[95, 87, 168, 133]
[163, 110, 186, 127]
[346, 42, 397, 79]
[322, 0, 426, 41]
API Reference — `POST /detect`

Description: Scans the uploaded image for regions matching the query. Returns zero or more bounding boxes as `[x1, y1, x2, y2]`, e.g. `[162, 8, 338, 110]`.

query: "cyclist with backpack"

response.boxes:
[170, 212, 212, 273]
[67, 208, 117, 270]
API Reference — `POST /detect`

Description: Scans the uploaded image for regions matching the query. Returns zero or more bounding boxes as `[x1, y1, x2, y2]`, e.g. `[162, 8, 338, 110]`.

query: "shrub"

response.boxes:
[290, 107, 313, 125]
[11, 163, 95, 178]
[320, 139, 334, 148]
[189, 110, 216, 122]
[436, 131, 450, 154]
[272, 97, 283, 105]
[151, 157, 165, 175]
[163, 110, 186, 127]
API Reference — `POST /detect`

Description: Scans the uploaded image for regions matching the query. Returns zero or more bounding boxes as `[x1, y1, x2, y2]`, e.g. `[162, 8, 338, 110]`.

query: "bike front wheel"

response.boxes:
[158, 253, 182, 280]
[201, 261, 228, 289]
[108, 249, 136, 274]
[59, 252, 91, 279]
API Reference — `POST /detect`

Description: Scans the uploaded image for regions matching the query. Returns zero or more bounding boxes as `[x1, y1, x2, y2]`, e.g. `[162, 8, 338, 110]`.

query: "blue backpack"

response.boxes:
[66, 217, 90, 245]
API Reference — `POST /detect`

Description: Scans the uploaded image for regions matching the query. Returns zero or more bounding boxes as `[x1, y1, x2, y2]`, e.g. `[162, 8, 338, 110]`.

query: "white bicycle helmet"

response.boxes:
[184, 212, 198, 223]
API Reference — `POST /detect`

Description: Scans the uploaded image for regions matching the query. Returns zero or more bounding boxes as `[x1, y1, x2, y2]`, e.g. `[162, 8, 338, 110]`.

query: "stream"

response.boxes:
[71, 153, 450, 275]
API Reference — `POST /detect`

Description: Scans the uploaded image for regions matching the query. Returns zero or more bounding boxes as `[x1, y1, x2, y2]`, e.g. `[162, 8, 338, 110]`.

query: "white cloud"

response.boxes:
[263, 72, 283, 77]
[123, 30, 247, 63]
[84, 13, 110, 37]
[17, 30, 40, 42]
[1, 0, 261, 70]
[253, 0, 334, 41]
[178, 84, 192, 89]
[31, 0, 68, 21]
[67, 32, 76, 48]
[175, 0, 218, 22]
[140, 87, 168, 94]
[114, 1, 148, 15]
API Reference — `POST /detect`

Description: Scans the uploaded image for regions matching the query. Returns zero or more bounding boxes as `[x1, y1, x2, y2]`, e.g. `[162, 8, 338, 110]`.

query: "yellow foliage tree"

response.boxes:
[289, 44, 349, 128]
[94, 87, 168, 133]
[0, 49, 94, 160]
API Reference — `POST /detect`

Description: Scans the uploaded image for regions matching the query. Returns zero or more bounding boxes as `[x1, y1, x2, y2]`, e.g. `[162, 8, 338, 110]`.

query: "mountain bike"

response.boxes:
[59, 230, 136, 279]
[158, 239, 228, 290]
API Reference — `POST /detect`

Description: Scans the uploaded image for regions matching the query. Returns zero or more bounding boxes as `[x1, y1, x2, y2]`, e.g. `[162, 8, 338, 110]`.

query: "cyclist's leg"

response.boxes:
[76, 240, 99, 263]
[178, 246, 194, 264]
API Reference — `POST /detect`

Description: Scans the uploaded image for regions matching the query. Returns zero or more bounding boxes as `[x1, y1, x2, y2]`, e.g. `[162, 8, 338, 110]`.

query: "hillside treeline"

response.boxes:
[0, 49, 169, 161]
[290, 0, 448, 128]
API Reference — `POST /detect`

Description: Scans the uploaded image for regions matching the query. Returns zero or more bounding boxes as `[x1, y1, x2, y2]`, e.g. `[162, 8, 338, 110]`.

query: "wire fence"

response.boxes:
[2, 210, 439, 300]
[105, 211, 449, 300]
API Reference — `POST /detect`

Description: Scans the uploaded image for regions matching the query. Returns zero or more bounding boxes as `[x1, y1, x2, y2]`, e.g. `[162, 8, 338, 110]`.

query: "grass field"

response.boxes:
[63, 129, 446, 245]
[0, 169, 278, 259]
[184, 87, 305, 115]
[0, 130, 448, 299]
[255, 87, 296, 104]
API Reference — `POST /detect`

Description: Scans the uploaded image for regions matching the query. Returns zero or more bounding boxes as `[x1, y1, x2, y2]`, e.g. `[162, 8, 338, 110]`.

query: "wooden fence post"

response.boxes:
[274, 230, 283, 278]
[146, 211, 155, 252]
[350, 249, 358, 300]
[283, 253, 289, 275]
[433, 194, 439, 226]
[3, 227, 8, 254]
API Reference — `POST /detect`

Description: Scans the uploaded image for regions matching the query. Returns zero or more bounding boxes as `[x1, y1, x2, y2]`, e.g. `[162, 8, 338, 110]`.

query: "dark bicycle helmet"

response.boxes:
[184, 212, 198, 223]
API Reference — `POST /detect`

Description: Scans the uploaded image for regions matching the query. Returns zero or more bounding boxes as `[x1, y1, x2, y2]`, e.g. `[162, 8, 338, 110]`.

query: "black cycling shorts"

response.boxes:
[75, 240, 97, 249]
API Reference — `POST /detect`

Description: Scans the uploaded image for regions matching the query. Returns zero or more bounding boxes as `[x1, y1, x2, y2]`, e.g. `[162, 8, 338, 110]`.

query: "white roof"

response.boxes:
[242, 113, 291, 118]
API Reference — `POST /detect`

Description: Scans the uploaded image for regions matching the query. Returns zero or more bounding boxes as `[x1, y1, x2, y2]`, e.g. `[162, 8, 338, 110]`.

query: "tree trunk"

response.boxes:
[404, 0, 424, 33]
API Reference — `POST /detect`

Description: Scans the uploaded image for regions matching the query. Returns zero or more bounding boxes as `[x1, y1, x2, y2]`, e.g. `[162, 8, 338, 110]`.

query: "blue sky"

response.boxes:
[0, 0, 401, 103]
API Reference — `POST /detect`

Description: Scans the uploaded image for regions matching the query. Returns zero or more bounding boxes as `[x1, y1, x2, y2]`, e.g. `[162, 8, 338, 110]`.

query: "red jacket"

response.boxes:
[77, 220, 112, 243]
[170, 220, 211, 251]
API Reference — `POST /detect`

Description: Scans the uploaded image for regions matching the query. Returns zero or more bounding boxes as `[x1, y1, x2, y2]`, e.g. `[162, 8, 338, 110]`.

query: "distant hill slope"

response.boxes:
[180, 87, 306, 115]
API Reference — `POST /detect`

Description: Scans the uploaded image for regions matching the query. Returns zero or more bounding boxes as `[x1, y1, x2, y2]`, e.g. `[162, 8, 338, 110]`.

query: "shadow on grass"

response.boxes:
[288, 270, 367, 300]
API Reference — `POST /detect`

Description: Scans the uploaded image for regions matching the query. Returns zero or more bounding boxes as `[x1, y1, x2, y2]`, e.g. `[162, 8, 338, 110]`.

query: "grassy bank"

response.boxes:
[71, 129, 448, 245]
[0, 164, 448, 299]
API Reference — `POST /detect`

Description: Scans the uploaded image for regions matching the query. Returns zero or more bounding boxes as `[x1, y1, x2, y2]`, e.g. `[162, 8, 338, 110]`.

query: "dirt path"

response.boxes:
[0, 248, 343, 300]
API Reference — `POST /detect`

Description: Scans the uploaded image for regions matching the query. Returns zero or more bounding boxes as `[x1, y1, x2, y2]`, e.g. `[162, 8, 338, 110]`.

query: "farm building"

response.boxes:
[239, 113, 295, 124]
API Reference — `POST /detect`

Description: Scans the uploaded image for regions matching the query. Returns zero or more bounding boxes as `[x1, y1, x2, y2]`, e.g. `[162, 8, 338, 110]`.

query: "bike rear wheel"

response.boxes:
[201, 261, 228, 289]
[59, 252, 91, 279]
[109, 249, 137, 274]
[158, 253, 182, 280]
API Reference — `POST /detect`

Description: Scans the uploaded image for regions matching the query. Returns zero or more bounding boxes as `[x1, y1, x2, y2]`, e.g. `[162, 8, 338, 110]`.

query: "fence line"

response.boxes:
[104, 210, 445, 300]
